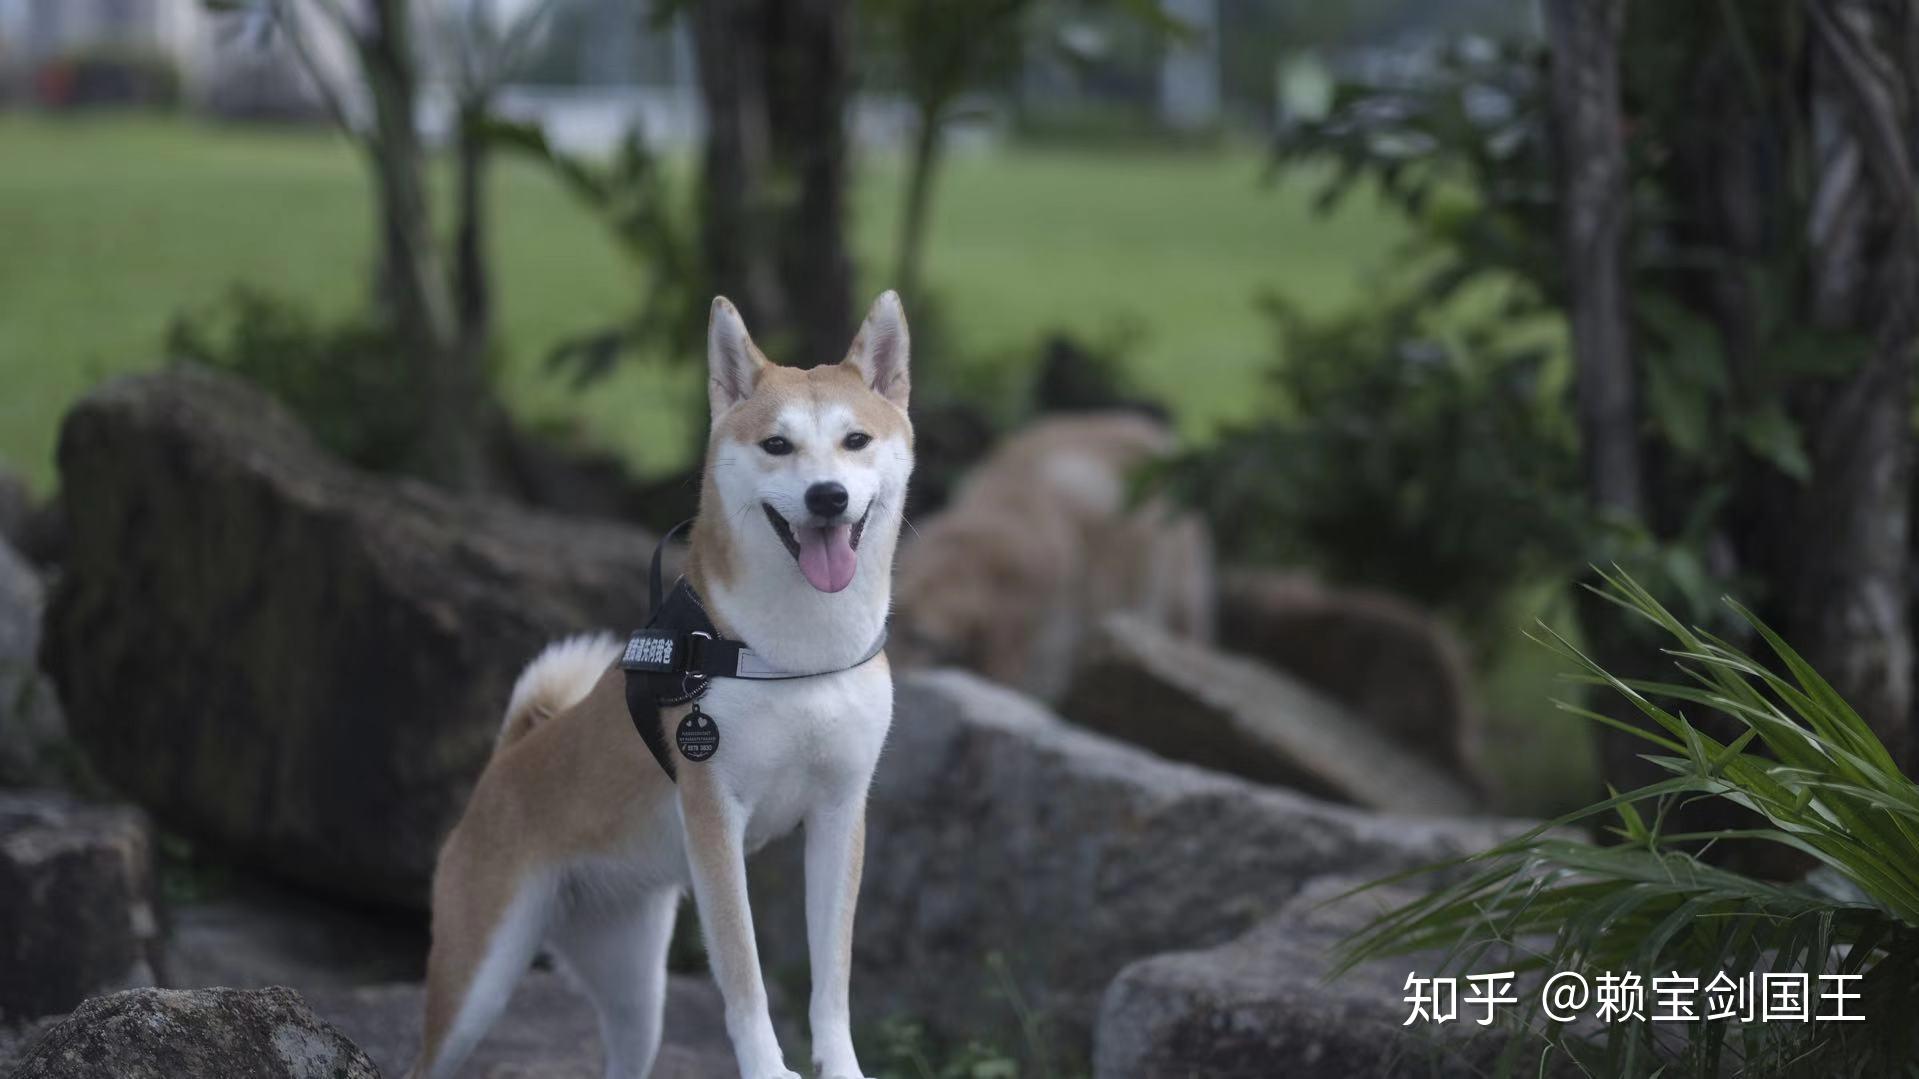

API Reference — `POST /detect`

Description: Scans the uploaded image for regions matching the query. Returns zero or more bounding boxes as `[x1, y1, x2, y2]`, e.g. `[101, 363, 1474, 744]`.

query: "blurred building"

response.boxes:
[0, 0, 362, 116]
[1, 0, 1260, 149]
[0, 0, 204, 69]
[0, 0, 208, 106]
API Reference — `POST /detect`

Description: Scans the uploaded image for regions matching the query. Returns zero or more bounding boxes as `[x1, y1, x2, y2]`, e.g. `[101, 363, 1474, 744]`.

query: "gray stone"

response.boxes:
[165, 877, 427, 993]
[1219, 569, 1480, 784]
[41, 368, 657, 907]
[0, 1015, 62, 1075]
[1061, 615, 1478, 815]
[0, 540, 65, 789]
[0, 792, 160, 1022]
[1094, 878, 1520, 1079]
[748, 671, 1523, 1065]
[7, 986, 377, 1079]
[0, 468, 30, 556]
[306, 971, 736, 1079]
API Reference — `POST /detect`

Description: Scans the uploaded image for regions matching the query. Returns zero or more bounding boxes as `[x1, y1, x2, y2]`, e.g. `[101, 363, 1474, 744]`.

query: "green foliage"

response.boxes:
[869, 1019, 1024, 1079]
[1277, 36, 1557, 308]
[1154, 296, 1585, 645]
[486, 120, 705, 388]
[1275, 13, 1877, 595]
[157, 832, 235, 907]
[864, 952, 1071, 1079]
[1339, 570, 1919, 1077]
[166, 289, 431, 473]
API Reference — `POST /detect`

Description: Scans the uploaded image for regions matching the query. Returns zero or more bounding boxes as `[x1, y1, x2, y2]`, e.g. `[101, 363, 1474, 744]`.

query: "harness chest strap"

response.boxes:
[620, 519, 887, 781]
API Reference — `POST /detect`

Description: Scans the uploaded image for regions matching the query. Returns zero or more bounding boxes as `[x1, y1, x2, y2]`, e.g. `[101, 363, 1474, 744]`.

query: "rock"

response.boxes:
[1093, 878, 1518, 1079]
[1219, 570, 1479, 783]
[41, 368, 657, 907]
[306, 971, 736, 1079]
[165, 875, 427, 993]
[0, 1015, 61, 1075]
[8, 986, 377, 1079]
[0, 539, 67, 789]
[1060, 615, 1478, 815]
[748, 671, 1523, 1064]
[0, 467, 30, 556]
[0, 791, 160, 1022]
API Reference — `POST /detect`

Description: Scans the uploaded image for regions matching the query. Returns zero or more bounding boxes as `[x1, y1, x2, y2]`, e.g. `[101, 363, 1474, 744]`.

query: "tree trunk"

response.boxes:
[765, 0, 854, 368]
[454, 97, 492, 366]
[894, 102, 945, 308]
[362, 0, 486, 490]
[692, 0, 853, 368]
[1786, 0, 1918, 770]
[693, 0, 782, 341]
[1546, 0, 1665, 803]
[1545, 0, 1641, 521]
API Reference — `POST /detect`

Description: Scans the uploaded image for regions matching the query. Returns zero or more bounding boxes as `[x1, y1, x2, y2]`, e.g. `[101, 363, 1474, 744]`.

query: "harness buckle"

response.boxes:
[669, 630, 714, 704]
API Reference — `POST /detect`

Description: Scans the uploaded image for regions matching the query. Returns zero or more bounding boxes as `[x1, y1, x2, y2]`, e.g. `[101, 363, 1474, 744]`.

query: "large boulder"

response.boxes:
[749, 671, 1522, 1064]
[1218, 570, 1479, 783]
[0, 791, 160, 1022]
[41, 368, 656, 907]
[307, 971, 735, 1079]
[0, 541, 66, 789]
[1060, 615, 1477, 815]
[7, 986, 377, 1079]
[1094, 878, 1517, 1079]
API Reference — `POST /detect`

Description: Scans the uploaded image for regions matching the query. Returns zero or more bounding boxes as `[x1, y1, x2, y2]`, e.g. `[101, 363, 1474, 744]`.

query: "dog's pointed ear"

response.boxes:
[708, 296, 768, 421]
[843, 291, 911, 409]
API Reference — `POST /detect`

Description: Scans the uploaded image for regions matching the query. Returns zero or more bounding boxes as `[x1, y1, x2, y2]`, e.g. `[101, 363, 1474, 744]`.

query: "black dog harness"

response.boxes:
[621, 520, 888, 780]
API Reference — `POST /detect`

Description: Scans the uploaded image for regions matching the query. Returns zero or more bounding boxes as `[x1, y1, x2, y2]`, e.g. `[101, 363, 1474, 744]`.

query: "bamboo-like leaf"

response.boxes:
[1337, 571, 1919, 1072]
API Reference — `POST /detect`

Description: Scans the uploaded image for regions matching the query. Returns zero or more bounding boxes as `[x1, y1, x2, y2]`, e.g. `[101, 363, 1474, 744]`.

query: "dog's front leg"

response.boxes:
[679, 772, 796, 1079]
[804, 794, 870, 1079]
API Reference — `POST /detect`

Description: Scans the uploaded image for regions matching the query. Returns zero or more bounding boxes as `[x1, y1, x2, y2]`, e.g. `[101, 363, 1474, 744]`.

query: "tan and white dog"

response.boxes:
[409, 293, 914, 1079]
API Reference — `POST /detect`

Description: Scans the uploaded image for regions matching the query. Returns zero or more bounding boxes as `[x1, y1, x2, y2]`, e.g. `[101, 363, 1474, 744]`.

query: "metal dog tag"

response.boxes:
[676, 704, 720, 762]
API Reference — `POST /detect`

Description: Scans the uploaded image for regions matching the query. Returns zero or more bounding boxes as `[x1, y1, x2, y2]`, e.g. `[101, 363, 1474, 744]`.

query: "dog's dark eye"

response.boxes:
[759, 436, 794, 456]
[842, 432, 872, 451]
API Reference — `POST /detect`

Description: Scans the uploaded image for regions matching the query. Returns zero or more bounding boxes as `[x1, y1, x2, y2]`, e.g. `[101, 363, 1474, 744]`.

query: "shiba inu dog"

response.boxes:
[410, 293, 913, 1079]
[893, 412, 1213, 701]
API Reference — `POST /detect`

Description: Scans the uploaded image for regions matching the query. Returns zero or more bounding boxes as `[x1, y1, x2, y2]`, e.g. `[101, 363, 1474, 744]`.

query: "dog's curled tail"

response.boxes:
[496, 632, 623, 749]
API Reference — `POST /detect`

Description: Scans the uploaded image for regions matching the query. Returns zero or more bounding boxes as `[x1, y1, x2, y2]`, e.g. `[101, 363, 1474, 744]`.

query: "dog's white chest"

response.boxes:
[688, 661, 893, 850]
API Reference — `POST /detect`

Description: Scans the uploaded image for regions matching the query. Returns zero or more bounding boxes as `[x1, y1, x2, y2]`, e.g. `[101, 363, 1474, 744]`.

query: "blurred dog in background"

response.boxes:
[892, 412, 1213, 701]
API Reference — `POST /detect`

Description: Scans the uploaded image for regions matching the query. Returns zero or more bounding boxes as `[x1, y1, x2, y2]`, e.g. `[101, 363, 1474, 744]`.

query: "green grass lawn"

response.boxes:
[0, 114, 1411, 491]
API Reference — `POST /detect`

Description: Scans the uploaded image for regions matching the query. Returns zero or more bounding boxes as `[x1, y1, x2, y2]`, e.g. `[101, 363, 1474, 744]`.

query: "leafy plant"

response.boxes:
[864, 952, 1067, 1079]
[1272, 14, 1881, 618]
[1338, 570, 1919, 1077]
[1153, 296, 1586, 647]
[167, 288, 432, 474]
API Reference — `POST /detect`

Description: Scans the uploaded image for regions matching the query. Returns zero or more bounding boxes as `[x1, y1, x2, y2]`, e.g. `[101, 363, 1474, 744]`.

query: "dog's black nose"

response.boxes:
[805, 481, 849, 519]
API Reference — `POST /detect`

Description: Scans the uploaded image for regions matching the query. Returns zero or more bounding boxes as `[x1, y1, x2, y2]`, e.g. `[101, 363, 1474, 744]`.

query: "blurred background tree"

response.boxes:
[206, 0, 562, 489]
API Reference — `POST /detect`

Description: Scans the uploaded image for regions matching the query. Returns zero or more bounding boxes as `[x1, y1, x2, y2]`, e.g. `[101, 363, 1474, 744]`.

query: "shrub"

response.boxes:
[1340, 570, 1919, 1077]
[166, 289, 431, 474]
[1152, 297, 1586, 646]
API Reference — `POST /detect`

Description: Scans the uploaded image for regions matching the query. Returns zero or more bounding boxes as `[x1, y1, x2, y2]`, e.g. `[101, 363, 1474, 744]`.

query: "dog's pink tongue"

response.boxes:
[796, 523, 857, 593]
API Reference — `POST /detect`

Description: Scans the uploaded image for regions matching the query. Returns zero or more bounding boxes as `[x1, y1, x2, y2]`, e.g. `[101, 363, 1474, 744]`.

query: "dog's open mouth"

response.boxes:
[764, 503, 869, 594]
